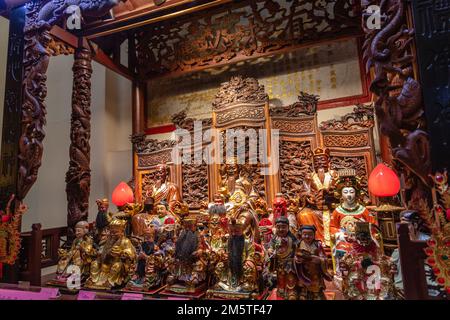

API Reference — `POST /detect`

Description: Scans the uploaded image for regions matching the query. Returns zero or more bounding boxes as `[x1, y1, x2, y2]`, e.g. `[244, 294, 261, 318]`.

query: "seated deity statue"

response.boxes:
[209, 219, 262, 297]
[217, 157, 261, 243]
[329, 169, 378, 274]
[339, 222, 394, 300]
[56, 221, 97, 282]
[126, 221, 162, 290]
[294, 225, 333, 300]
[166, 217, 208, 292]
[297, 148, 338, 246]
[85, 218, 137, 290]
[148, 164, 182, 218]
[266, 216, 299, 300]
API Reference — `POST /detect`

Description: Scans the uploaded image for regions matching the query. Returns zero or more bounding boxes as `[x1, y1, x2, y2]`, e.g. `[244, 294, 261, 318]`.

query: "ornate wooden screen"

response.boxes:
[270, 93, 321, 199]
[171, 111, 212, 210]
[132, 135, 177, 202]
[210, 76, 274, 204]
[319, 104, 376, 203]
[134, 78, 377, 207]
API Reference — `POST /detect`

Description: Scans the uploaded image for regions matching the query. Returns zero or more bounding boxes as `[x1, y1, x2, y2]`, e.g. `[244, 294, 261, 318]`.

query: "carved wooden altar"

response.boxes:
[132, 76, 377, 208]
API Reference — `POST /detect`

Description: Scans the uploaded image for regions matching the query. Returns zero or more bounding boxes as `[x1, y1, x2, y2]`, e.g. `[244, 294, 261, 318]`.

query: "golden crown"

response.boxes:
[109, 218, 127, 229]
[313, 147, 330, 159]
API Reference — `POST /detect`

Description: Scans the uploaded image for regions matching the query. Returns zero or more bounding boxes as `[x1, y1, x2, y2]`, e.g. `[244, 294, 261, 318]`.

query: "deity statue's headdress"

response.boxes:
[334, 168, 363, 200]
[299, 225, 316, 233]
[225, 156, 239, 165]
[109, 218, 127, 230]
[313, 147, 330, 161]
[275, 216, 289, 225]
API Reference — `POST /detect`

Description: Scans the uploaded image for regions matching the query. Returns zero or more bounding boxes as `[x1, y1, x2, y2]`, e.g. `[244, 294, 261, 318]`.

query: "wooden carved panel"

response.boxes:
[216, 105, 265, 127]
[323, 133, 370, 148]
[134, 0, 360, 78]
[272, 118, 315, 135]
[279, 140, 314, 198]
[140, 171, 157, 202]
[182, 160, 209, 210]
[137, 150, 173, 169]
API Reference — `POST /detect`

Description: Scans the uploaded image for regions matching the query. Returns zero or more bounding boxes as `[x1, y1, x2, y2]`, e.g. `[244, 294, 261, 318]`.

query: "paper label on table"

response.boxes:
[77, 290, 96, 300]
[121, 293, 144, 300]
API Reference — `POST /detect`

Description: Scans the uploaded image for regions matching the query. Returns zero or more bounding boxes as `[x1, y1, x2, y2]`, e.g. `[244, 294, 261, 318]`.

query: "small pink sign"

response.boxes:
[77, 290, 97, 300]
[121, 293, 144, 300]
[0, 289, 53, 300]
[39, 287, 60, 299]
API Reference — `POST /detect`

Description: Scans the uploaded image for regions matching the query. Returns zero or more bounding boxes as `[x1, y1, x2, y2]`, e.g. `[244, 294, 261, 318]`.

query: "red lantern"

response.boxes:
[368, 163, 401, 197]
[112, 181, 134, 207]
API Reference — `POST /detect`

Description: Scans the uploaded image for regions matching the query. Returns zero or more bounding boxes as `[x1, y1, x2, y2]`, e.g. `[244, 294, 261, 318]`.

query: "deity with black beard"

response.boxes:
[166, 217, 207, 289]
[212, 219, 259, 293]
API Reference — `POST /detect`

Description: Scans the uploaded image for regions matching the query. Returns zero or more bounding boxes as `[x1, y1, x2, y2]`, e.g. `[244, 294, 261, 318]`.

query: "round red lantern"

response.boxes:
[368, 163, 400, 197]
[112, 181, 134, 207]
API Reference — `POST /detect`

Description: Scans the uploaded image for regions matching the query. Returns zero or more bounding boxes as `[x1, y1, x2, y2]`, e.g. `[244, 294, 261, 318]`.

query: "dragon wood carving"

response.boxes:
[361, 0, 432, 224]
[18, 0, 120, 203]
[66, 48, 92, 241]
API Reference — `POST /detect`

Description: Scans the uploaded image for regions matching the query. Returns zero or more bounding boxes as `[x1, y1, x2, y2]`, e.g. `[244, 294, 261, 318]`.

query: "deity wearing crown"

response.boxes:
[217, 157, 262, 243]
[330, 169, 378, 275]
[297, 147, 339, 246]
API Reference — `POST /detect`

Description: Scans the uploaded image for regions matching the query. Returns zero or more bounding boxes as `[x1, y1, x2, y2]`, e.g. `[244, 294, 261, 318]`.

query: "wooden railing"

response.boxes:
[18, 224, 68, 286]
[396, 222, 429, 300]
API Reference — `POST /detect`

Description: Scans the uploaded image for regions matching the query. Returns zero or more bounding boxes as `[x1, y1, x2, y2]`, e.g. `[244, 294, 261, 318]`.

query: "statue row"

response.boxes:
[54, 156, 396, 299]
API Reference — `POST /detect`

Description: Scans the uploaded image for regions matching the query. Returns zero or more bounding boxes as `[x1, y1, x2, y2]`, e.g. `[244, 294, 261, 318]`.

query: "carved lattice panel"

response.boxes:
[279, 140, 314, 198]
[140, 171, 157, 202]
[330, 155, 369, 199]
[182, 160, 209, 210]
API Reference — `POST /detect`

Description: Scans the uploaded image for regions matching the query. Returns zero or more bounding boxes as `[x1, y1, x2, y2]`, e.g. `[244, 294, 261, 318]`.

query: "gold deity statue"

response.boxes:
[217, 157, 261, 243]
[297, 147, 338, 246]
[207, 219, 262, 299]
[56, 221, 96, 281]
[85, 218, 137, 290]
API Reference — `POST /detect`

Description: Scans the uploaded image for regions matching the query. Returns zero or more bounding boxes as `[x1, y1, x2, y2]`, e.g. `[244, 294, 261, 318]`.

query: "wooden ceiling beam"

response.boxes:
[80, 0, 235, 39]
[50, 26, 135, 80]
